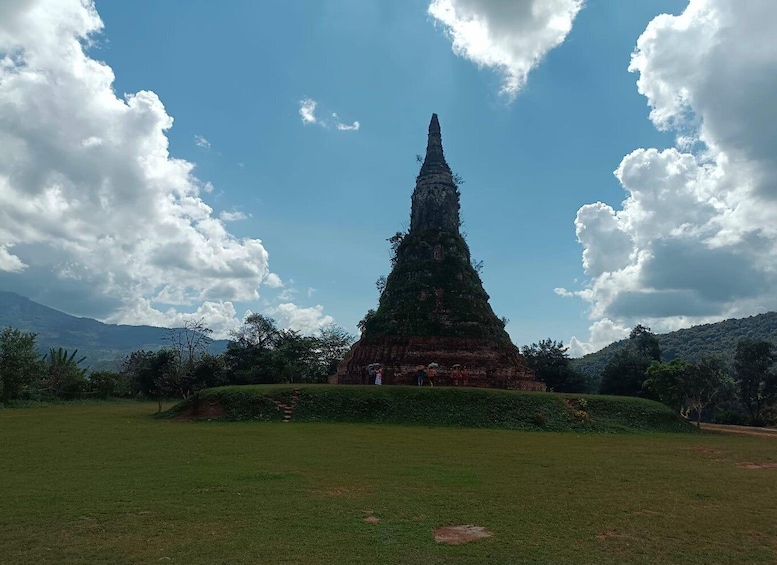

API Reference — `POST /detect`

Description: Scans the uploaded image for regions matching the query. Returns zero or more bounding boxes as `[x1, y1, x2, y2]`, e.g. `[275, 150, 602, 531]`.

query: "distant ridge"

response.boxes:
[571, 311, 777, 381]
[0, 291, 228, 370]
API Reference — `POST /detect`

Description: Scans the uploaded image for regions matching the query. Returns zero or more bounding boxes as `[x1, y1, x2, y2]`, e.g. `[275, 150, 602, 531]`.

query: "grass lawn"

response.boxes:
[1, 402, 776, 564]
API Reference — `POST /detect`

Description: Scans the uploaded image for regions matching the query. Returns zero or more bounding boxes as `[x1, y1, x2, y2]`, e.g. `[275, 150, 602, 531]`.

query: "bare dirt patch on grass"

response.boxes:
[596, 530, 633, 541]
[173, 399, 225, 421]
[434, 525, 493, 545]
[737, 462, 777, 470]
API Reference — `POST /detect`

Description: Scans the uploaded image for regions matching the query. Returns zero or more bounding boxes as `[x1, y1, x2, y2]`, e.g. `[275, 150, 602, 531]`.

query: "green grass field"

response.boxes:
[1, 402, 776, 564]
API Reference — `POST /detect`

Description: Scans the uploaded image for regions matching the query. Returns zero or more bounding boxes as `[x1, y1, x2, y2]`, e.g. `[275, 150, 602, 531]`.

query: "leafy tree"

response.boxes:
[682, 356, 732, 429]
[630, 324, 661, 362]
[272, 330, 319, 383]
[89, 370, 128, 399]
[317, 324, 355, 376]
[0, 327, 44, 403]
[521, 339, 587, 393]
[229, 313, 279, 350]
[224, 314, 280, 384]
[644, 359, 687, 410]
[188, 353, 228, 390]
[148, 349, 184, 412]
[733, 339, 777, 425]
[599, 325, 661, 397]
[122, 350, 157, 396]
[41, 347, 88, 399]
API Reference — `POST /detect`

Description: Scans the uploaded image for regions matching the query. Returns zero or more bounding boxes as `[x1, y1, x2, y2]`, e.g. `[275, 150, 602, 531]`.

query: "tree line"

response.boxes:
[0, 315, 355, 409]
[519, 327, 777, 427]
[598, 325, 777, 427]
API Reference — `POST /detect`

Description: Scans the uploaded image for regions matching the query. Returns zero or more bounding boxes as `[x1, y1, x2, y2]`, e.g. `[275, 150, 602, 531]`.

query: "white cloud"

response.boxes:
[570, 0, 777, 352]
[0, 0, 277, 326]
[428, 0, 583, 100]
[332, 113, 360, 131]
[298, 98, 360, 131]
[298, 97, 318, 124]
[105, 299, 241, 339]
[219, 210, 248, 222]
[0, 244, 25, 272]
[568, 318, 630, 358]
[194, 134, 211, 149]
[270, 302, 334, 335]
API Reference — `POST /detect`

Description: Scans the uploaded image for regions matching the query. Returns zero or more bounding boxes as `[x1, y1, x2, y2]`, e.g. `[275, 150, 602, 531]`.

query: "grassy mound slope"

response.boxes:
[166, 385, 693, 433]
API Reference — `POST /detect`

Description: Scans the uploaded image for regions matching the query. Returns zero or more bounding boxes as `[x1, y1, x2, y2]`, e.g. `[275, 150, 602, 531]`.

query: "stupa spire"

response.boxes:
[411, 113, 459, 234]
[419, 113, 449, 176]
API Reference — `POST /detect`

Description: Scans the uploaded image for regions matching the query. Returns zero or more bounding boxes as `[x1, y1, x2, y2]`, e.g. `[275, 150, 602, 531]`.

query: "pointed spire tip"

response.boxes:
[429, 113, 440, 135]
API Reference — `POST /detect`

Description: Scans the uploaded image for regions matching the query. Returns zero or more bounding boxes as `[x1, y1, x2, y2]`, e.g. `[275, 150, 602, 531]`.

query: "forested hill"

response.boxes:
[0, 291, 227, 370]
[570, 312, 777, 379]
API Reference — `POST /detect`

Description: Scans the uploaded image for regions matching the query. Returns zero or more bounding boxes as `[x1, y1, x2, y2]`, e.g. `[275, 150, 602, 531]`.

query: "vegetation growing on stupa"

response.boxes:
[361, 229, 512, 342]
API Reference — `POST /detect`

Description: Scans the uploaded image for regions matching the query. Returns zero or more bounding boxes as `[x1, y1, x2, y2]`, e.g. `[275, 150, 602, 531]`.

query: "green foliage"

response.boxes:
[41, 347, 88, 399]
[317, 324, 356, 375]
[521, 338, 587, 393]
[88, 370, 128, 399]
[362, 230, 511, 341]
[734, 339, 777, 425]
[166, 385, 693, 433]
[682, 357, 733, 428]
[599, 326, 661, 397]
[644, 359, 687, 410]
[223, 317, 354, 385]
[645, 357, 734, 427]
[630, 324, 661, 361]
[0, 327, 44, 402]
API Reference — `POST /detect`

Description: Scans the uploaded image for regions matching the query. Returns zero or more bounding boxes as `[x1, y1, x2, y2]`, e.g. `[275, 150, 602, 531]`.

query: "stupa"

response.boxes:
[337, 114, 541, 390]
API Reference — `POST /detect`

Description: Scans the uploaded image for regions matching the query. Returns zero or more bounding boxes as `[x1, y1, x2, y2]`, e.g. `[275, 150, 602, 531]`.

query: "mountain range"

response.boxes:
[0, 291, 228, 371]
[570, 312, 777, 380]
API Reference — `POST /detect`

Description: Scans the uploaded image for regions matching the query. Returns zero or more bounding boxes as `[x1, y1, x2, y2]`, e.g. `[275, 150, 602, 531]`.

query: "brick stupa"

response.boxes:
[337, 114, 541, 390]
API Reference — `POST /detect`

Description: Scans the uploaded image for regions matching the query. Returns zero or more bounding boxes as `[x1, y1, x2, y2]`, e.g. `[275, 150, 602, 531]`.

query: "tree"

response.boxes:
[41, 347, 88, 399]
[317, 324, 355, 376]
[733, 339, 777, 425]
[645, 357, 733, 428]
[165, 318, 213, 371]
[89, 370, 128, 399]
[682, 357, 732, 429]
[0, 327, 44, 403]
[643, 359, 687, 410]
[122, 350, 157, 396]
[229, 313, 279, 350]
[521, 339, 586, 393]
[629, 325, 661, 361]
[271, 330, 319, 383]
[224, 314, 281, 385]
[599, 325, 661, 397]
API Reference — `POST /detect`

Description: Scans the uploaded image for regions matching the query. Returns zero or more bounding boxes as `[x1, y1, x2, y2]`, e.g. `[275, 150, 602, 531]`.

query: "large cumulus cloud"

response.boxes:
[428, 0, 583, 99]
[567, 0, 777, 355]
[0, 0, 284, 336]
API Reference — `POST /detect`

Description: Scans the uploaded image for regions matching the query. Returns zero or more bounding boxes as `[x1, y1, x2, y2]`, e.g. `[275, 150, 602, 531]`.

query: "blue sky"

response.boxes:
[2, 0, 776, 356]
